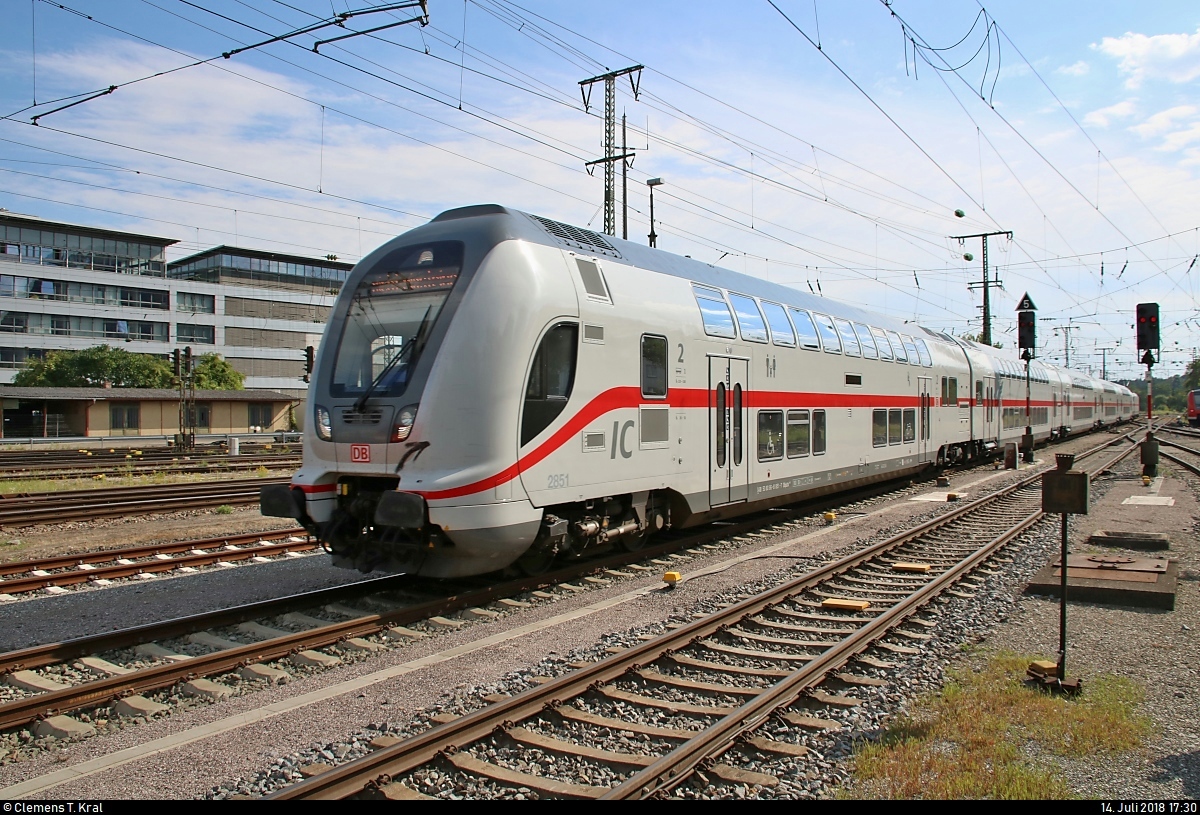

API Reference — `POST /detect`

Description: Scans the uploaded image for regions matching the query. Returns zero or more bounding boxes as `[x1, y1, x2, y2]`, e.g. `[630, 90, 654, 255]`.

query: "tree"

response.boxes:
[192, 353, 245, 390]
[14, 345, 173, 388]
[1184, 357, 1200, 392]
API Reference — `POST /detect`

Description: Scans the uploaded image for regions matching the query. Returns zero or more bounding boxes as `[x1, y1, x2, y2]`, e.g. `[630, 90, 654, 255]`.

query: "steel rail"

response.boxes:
[0, 457, 301, 482]
[0, 477, 287, 505]
[0, 528, 306, 577]
[1158, 448, 1200, 477]
[0, 537, 317, 596]
[0, 477, 290, 526]
[267, 432, 1140, 800]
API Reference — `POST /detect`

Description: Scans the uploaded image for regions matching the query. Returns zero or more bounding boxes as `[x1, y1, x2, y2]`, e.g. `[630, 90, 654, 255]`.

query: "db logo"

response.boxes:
[350, 444, 371, 463]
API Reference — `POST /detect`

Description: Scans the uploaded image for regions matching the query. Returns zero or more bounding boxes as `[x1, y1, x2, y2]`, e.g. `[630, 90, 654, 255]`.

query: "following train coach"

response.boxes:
[261, 204, 1137, 577]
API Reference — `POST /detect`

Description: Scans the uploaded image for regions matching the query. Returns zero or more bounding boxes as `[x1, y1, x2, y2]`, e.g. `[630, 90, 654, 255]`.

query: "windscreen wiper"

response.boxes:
[354, 305, 431, 412]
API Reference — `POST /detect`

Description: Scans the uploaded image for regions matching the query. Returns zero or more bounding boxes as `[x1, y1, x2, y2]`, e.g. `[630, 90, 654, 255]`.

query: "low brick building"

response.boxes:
[0, 387, 296, 439]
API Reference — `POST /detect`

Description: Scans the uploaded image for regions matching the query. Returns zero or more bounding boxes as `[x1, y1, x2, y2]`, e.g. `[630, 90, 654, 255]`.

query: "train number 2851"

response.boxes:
[547, 473, 570, 489]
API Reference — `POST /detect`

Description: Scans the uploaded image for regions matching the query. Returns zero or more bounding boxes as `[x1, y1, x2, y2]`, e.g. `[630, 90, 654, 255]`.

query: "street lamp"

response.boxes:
[647, 177, 663, 248]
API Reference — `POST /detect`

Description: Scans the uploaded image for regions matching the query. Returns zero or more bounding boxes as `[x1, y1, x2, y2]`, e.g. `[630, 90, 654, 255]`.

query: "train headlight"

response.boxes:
[315, 405, 332, 441]
[391, 404, 418, 442]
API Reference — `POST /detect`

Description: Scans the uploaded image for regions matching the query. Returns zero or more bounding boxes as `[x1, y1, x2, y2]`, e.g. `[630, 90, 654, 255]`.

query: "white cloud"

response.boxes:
[1056, 60, 1090, 77]
[1158, 121, 1200, 152]
[1093, 28, 1200, 88]
[1083, 99, 1138, 128]
[1130, 105, 1198, 138]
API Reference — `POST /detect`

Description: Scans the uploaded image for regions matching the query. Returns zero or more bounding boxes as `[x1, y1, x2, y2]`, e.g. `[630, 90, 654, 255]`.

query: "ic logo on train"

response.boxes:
[350, 444, 371, 463]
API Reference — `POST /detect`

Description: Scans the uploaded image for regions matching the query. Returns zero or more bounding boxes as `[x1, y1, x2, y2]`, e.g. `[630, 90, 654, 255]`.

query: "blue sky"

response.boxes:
[2, 0, 1199, 379]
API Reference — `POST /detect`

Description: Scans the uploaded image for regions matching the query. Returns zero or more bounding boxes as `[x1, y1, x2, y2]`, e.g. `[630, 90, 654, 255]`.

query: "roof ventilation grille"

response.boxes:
[528, 214, 621, 259]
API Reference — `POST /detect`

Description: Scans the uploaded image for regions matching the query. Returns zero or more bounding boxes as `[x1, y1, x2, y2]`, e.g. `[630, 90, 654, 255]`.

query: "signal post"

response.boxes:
[1017, 293, 1037, 463]
[1136, 303, 1159, 477]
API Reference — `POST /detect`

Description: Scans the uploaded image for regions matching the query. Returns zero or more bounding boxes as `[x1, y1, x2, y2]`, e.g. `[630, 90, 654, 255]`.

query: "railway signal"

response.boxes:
[1135, 303, 1159, 477]
[1016, 293, 1037, 462]
[1018, 311, 1036, 356]
[1136, 302, 1159, 351]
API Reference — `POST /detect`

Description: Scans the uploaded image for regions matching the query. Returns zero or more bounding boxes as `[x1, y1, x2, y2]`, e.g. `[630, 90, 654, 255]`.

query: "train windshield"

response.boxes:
[330, 241, 463, 398]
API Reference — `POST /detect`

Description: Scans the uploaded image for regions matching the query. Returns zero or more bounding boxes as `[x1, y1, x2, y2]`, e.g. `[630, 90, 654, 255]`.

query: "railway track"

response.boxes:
[0, 425, 1142, 774]
[263, 432, 1139, 800]
[1155, 435, 1200, 477]
[0, 476, 291, 527]
[0, 455, 302, 483]
[0, 527, 311, 597]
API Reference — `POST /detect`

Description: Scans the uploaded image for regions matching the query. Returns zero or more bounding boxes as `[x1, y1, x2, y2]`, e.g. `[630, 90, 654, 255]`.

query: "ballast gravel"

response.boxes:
[8, 429, 1191, 800]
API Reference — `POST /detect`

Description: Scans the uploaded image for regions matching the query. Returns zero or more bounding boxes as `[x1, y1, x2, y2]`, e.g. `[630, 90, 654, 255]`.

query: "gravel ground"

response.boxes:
[0, 547, 369, 653]
[8, 430, 1187, 800]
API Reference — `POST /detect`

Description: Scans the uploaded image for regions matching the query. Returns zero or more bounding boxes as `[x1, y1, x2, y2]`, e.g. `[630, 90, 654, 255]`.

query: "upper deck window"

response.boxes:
[854, 323, 878, 359]
[788, 308, 821, 350]
[913, 338, 933, 367]
[812, 313, 842, 354]
[692, 285, 736, 339]
[728, 293, 769, 343]
[870, 327, 894, 360]
[760, 302, 795, 347]
[886, 330, 908, 363]
[834, 318, 861, 357]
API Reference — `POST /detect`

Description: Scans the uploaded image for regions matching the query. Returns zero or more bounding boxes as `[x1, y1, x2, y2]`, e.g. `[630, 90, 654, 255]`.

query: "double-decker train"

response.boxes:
[261, 204, 1137, 577]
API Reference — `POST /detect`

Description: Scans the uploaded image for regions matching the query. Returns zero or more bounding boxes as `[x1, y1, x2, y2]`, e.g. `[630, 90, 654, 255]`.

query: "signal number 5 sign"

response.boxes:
[350, 444, 371, 463]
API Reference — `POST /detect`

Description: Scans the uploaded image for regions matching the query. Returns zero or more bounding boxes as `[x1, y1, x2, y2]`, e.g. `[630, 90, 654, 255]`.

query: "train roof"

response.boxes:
[397, 205, 1127, 393]
[421, 204, 935, 339]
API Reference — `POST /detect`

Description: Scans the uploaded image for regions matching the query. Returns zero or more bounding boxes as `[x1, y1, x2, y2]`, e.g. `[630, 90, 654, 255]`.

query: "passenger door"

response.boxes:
[983, 375, 997, 441]
[917, 376, 933, 464]
[709, 356, 748, 506]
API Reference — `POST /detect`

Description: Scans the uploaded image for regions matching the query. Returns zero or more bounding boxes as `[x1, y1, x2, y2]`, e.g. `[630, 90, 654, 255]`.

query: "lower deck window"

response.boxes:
[757, 410, 783, 461]
[872, 409, 887, 447]
[787, 410, 810, 457]
[813, 410, 826, 455]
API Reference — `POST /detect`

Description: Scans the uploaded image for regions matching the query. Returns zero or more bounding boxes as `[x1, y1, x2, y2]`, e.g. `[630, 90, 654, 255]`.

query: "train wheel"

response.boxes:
[617, 527, 649, 552]
[515, 546, 555, 576]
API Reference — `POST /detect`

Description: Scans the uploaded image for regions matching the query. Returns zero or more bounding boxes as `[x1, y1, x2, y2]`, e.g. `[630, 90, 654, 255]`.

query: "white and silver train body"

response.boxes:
[261, 205, 1136, 577]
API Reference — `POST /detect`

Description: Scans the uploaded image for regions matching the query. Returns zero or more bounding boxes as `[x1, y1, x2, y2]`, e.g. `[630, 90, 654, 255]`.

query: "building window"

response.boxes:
[177, 323, 215, 344]
[110, 403, 140, 435]
[176, 292, 215, 314]
[188, 403, 212, 431]
[119, 288, 168, 309]
[0, 312, 28, 333]
[248, 403, 274, 429]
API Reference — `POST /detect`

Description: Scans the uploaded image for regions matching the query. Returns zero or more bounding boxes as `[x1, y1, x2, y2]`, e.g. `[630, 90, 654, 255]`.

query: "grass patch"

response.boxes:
[215, 504, 234, 515]
[845, 651, 1151, 799]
